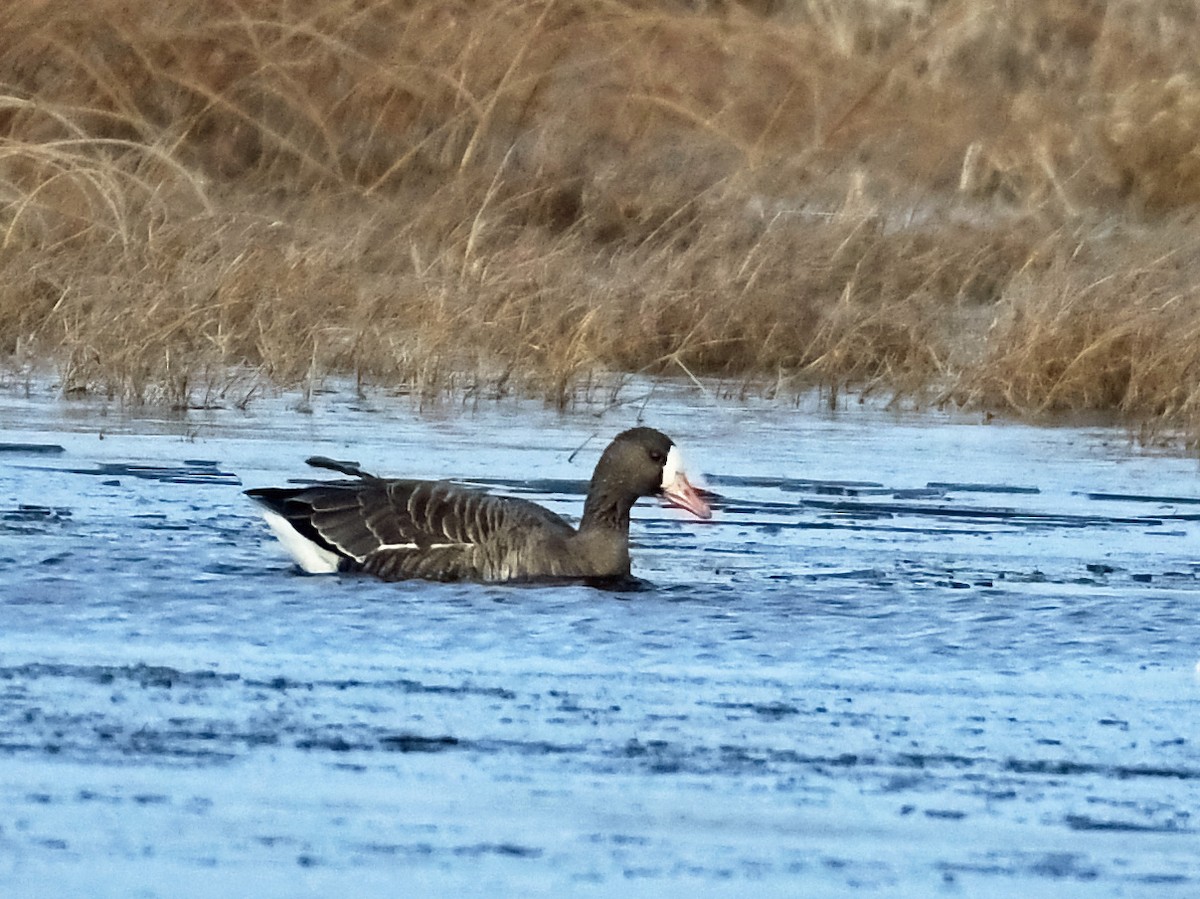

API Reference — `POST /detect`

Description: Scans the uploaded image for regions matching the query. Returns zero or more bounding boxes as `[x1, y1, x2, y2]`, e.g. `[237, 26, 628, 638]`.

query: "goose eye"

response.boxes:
[648, 450, 666, 464]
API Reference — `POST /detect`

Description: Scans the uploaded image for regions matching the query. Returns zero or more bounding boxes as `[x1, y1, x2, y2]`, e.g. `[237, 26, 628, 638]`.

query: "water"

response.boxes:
[2, 382, 1199, 897]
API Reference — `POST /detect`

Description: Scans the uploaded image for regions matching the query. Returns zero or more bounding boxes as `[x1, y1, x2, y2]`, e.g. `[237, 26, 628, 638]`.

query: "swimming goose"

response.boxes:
[245, 427, 711, 583]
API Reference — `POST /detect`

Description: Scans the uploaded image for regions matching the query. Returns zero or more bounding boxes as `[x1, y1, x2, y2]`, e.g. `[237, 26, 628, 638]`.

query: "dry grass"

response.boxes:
[955, 223, 1200, 425]
[3, 0, 1200, 435]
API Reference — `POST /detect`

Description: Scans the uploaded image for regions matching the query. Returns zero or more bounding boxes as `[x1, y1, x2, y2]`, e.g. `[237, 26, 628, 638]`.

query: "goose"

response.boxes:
[245, 427, 711, 583]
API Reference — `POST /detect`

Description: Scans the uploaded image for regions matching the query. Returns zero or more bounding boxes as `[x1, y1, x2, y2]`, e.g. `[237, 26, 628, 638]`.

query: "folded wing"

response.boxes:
[247, 479, 575, 581]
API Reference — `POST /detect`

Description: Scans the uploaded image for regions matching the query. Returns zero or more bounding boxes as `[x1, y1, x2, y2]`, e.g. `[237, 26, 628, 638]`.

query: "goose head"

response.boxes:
[592, 427, 712, 521]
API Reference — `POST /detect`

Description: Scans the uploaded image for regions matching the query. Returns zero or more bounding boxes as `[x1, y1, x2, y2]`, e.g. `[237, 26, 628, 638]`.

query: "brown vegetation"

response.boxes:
[2, 0, 1200, 433]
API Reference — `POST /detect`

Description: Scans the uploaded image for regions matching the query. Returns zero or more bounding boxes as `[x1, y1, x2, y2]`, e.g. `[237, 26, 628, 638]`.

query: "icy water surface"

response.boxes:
[2, 384, 1199, 898]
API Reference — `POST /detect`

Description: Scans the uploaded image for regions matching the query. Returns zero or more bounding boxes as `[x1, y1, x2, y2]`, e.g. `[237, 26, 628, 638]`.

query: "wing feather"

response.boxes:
[254, 477, 577, 579]
[310, 480, 573, 559]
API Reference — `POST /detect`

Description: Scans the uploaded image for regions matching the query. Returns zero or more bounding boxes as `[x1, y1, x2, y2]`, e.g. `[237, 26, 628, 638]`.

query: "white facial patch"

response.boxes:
[661, 444, 683, 489]
[261, 510, 341, 574]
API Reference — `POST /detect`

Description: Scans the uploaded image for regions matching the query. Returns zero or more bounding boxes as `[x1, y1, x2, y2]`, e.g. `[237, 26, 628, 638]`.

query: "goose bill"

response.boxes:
[662, 472, 712, 520]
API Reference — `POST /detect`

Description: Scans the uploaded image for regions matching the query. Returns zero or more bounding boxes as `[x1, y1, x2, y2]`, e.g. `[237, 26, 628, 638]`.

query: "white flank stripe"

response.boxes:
[261, 510, 341, 574]
[372, 542, 469, 551]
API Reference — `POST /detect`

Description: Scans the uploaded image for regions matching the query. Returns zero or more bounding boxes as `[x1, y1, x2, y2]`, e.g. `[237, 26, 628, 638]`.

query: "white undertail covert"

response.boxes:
[261, 510, 341, 574]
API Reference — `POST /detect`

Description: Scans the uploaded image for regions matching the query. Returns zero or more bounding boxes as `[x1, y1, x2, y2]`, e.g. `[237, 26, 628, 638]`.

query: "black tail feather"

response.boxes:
[305, 456, 377, 479]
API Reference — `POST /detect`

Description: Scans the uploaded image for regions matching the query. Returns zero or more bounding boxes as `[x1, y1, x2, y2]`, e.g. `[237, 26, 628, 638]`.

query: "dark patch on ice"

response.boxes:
[792, 498, 1160, 528]
[0, 442, 64, 454]
[706, 474, 881, 490]
[1065, 815, 1190, 833]
[928, 482, 1041, 494]
[454, 843, 543, 859]
[938, 854, 1100, 881]
[295, 735, 364, 752]
[1, 505, 71, 521]
[17, 460, 240, 485]
[706, 700, 801, 719]
[893, 752, 977, 770]
[379, 734, 460, 752]
[1005, 759, 1200, 780]
[272, 677, 517, 700]
[1026, 853, 1100, 879]
[0, 662, 237, 689]
[0, 505, 72, 535]
[376, 733, 581, 756]
[1083, 491, 1200, 505]
[351, 841, 542, 860]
